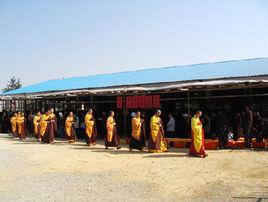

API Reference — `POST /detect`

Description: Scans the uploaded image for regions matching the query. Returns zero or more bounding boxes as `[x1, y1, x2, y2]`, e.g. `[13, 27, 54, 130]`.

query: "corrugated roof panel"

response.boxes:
[3, 57, 268, 95]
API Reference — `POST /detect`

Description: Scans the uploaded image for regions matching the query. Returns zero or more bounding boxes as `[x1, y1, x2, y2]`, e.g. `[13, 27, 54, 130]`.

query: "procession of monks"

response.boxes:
[9, 108, 207, 157]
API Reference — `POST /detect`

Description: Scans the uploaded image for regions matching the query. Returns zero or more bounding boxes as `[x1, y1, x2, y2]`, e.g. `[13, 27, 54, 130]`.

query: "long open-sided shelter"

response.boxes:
[1, 57, 268, 137]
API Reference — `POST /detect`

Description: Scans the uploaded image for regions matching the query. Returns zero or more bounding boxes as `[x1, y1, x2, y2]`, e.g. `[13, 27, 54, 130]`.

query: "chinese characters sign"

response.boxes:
[116, 95, 160, 109]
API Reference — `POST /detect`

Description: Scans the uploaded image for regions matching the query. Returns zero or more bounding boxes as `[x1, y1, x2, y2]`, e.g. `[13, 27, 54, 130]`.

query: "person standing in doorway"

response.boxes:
[242, 106, 253, 148]
[28, 111, 34, 134]
[166, 113, 176, 138]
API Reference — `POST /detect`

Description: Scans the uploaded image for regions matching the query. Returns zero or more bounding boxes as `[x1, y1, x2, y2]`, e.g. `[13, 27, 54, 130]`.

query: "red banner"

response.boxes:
[116, 96, 123, 109]
[117, 95, 160, 109]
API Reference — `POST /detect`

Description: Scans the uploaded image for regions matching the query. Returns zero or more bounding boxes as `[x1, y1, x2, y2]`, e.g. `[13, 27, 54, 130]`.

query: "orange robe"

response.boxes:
[49, 113, 58, 141]
[189, 115, 206, 156]
[10, 116, 17, 136]
[85, 114, 97, 145]
[148, 115, 167, 153]
[129, 117, 145, 150]
[131, 117, 141, 140]
[33, 116, 41, 138]
[106, 116, 115, 142]
[105, 116, 119, 147]
[40, 114, 51, 143]
[65, 116, 76, 142]
[17, 115, 26, 139]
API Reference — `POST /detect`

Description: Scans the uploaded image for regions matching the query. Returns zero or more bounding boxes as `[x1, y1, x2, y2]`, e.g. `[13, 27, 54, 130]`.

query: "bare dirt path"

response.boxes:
[0, 133, 268, 202]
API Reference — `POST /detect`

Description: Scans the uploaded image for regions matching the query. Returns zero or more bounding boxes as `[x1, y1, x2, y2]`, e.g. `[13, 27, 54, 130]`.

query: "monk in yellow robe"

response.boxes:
[17, 112, 26, 140]
[105, 111, 121, 150]
[33, 112, 42, 141]
[40, 110, 52, 144]
[189, 111, 207, 158]
[85, 109, 97, 146]
[65, 112, 76, 143]
[129, 111, 145, 151]
[10, 113, 18, 137]
[148, 110, 168, 153]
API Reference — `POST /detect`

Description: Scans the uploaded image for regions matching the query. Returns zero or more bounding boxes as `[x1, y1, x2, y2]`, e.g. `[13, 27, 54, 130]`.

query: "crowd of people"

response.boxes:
[0, 105, 266, 158]
[200, 106, 265, 149]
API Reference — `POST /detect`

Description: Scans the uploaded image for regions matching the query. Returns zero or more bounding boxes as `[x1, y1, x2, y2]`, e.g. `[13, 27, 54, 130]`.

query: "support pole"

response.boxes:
[123, 94, 127, 137]
[24, 94, 26, 112]
[76, 95, 79, 114]
[187, 90, 190, 116]
[90, 94, 93, 108]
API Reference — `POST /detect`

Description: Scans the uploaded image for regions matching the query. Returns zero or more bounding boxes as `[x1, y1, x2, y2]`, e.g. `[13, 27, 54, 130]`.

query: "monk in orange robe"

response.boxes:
[49, 108, 58, 143]
[129, 111, 145, 151]
[17, 112, 26, 140]
[10, 113, 18, 137]
[148, 110, 168, 153]
[85, 109, 97, 146]
[40, 110, 52, 144]
[33, 111, 42, 141]
[105, 111, 121, 150]
[65, 112, 76, 143]
[189, 111, 207, 158]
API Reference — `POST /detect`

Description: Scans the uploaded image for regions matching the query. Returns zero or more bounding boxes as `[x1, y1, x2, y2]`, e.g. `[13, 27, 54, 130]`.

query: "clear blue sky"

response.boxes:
[0, 0, 267, 89]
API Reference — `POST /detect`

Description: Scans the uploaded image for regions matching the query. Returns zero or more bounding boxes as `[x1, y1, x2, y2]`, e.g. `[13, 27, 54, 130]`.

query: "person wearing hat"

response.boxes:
[148, 110, 168, 153]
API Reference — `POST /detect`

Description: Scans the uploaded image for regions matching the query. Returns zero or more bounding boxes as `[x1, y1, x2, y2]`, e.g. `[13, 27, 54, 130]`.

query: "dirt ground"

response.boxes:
[0, 133, 268, 202]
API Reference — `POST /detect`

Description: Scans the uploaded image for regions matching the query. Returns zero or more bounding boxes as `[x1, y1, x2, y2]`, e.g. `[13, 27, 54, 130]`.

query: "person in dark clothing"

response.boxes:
[177, 113, 190, 138]
[210, 113, 217, 139]
[28, 111, 34, 134]
[242, 106, 253, 148]
[232, 112, 242, 141]
[126, 111, 134, 138]
[214, 111, 228, 149]
[203, 113, 211, 139]
[1, 110, 9, 133]
[141, 112, 147, 147]
[252, 112, 263, 142]
[97, 112, 106, 138]
[57, 112, 65, 138]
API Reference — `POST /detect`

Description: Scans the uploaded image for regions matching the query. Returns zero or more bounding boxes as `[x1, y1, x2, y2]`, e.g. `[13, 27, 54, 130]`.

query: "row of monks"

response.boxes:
[10, 109, 207, 157]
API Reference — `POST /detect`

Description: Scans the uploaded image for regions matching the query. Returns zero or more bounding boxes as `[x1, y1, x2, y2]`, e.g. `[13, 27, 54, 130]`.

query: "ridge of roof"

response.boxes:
[51, 57, 268, 81]
[2, 57, 268, 95]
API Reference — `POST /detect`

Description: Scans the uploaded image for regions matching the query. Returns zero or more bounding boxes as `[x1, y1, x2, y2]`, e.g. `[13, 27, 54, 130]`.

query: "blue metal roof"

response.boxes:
[3, 57, 268, 95]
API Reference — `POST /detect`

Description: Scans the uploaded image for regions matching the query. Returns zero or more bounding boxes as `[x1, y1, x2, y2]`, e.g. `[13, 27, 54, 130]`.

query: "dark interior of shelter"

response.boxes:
[2, 85, 268, 141]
